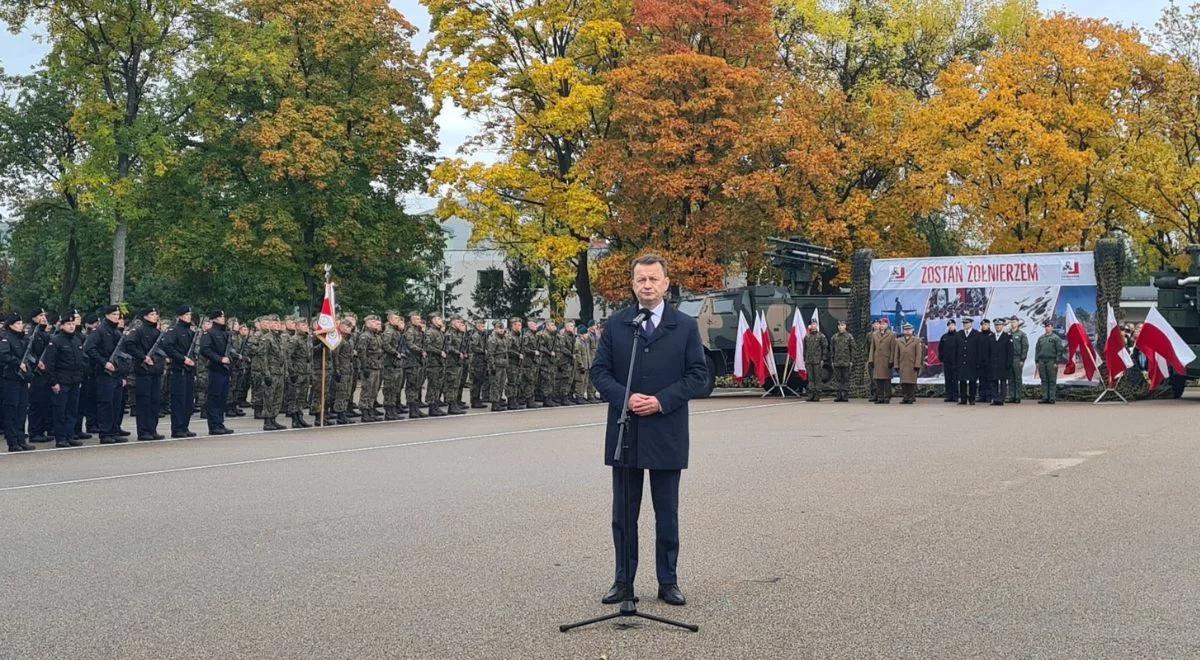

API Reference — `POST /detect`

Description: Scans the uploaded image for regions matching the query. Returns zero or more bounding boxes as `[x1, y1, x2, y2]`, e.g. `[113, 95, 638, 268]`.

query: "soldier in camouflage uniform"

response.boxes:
[330, 317, 357, 424]
[382, 313, 408, 420]
[803, 319, 829, 401]
[341, 314, 360, 418]
[556, 321, 577, 404]
[829, 320, 855, 402]
[589, 323, 605, 402]
[257, 316, 288, 430]
[521, 319, 542, 408]
[226, 320, 250, 416]
[507, 318, 526, 409]
[424, 315, 448, 417]
[574, 323, 593, 404]
[403, 312, 427, 418]
[533, 319, 555, 407]
[443, 317, 469, 415]
[195, 318, 212, 418]
[468, 319, 489, 409]
[487, 320, 509, 411]
[249, 318, 266, 418]
[286, 318, 314, 427]
[356, 315, 385, 422]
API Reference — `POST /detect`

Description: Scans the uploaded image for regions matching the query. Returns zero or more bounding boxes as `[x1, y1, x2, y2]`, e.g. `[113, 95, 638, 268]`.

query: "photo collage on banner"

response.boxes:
[869, 253, 1098, 385]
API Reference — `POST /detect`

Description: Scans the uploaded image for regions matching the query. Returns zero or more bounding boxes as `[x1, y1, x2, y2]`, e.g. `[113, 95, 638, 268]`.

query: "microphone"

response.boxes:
[629, 308, 653, 327]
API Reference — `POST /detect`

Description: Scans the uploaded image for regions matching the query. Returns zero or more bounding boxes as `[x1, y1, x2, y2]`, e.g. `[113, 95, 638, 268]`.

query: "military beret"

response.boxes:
[492, 320, 504, 328]
[946, 319, 957, 325]
[509, 317, 522, 324]
[61, 310, 76, 321]
[140, 307, 158, 318]
[365, 314, 380, 322]
[408, 310, 422, 317]
[30, 307, 46, 318]
[2, 313, 19, 326]
[209, 309, 225, 319]
[449, 315, 463, 322]
[100, 304, 119, 315]
[49, 313, 62, 325]
[176, 305, 192, 316]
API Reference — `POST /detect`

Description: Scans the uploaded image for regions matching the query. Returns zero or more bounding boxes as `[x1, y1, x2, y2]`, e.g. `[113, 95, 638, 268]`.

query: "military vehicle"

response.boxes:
[676, 238, 850, 396]
[1151, 244, 1200, 397]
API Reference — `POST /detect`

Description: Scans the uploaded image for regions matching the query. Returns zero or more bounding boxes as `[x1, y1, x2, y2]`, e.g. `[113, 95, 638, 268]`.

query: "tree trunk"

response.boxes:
[574, 248, 593, 322]
[109, 214, 127, 303]
[61, 226, 81, 312]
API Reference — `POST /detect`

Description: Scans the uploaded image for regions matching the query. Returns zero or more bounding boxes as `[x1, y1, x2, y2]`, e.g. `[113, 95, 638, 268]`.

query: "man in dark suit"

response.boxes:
[590, 254, 709, 608]
[988, 318, 1014, 406]
[937, 319, 961, 402]
[956, 318, 980, 405]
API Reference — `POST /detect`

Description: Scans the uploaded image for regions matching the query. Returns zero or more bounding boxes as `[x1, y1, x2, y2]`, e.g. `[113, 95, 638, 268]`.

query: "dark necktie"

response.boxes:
[641, 310, 655, 337]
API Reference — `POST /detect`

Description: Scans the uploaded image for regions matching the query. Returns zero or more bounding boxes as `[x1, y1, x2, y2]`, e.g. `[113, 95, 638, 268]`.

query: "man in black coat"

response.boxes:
[988, 318, 1014, 406]
[42, 313, 87, 448]
[956, 318, 981, 405]
[976, 319, 995, 403]
[161, 306, 199, 438]
[0, 313, 36, 451]
[198, 309, 234, 435]
[126, 308, 166, 440]
[25, 307, 53, 442]
[84, 305, 132, 444]
[937, 319, 962, 402]
[590, 254, 709, 608]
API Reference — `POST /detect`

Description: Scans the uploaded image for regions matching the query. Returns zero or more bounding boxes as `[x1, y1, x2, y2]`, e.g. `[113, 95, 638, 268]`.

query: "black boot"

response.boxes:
[471, 401, 487, 409]
[336, 412, 353, 424]
[263, 417, 286, 431]
[448, 402, 467, 415]
[409, 403, 427, 419]
[291, 413, 311, 429]
[428, 403, 447, 417]
[491, 401, 506, 412]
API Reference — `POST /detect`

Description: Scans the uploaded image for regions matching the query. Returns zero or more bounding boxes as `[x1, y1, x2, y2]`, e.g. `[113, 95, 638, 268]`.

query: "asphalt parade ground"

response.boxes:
[3, 392, 1199, 658]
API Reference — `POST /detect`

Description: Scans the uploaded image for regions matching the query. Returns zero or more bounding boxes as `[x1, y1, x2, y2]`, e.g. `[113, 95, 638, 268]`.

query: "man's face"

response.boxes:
[146, 311, 159, 325]
[240, 325, 250, 336]
[512, 321, 522, 333]
[61, 320, 77, 334]
[297, 322, 309, 335]
[106, 311, 120, 324]
[368, 319, 381, 332]
[432, 316, 444, 329]
[10, 320, 24, 334]
[181, 312, 193, 325]
[548, 321, 557, 333]
[388, 314, 401, 328]
[565, 323, 575, 335]
[33, 313, 46, 326]
[1009, 320, 1019, 332]
[838, 323, 847, 333]
[1045, 325, 1054, 335]
[475, 323, 485, 333]
[904, 327, 913, 337]
[632, 262, 669, 308]
[203, 320, 213, 331]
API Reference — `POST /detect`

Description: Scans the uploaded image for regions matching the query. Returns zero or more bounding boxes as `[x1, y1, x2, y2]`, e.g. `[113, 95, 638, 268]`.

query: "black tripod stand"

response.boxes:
[559, 313, 699, 633]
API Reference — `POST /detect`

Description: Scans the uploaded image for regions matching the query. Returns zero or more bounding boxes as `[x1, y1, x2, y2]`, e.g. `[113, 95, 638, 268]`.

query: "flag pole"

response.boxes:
[320, 346, 328, 424]
[1093, 371, 1128, 405]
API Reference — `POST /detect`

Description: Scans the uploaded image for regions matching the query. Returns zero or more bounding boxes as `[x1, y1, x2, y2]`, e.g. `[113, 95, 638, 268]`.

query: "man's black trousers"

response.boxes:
[612, 467, 681, 586]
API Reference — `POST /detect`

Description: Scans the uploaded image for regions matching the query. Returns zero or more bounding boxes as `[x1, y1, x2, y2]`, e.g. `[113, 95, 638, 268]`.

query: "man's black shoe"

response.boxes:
[71, 432, 90, 440]
[658, 584, 686, 606]
[210, 427, 234, 435]
[185, 431, 197, 437]
[56, 441, 72, 448]
[116, 430, 131, 437]
[29, 435, 49, 443]
[114, 436, 129, 443]
[601, 581, 634, 605]
[99, 437, 116, 445]
[171, 432, 189, 439]
[68, 439, 83, 447]
[138, 434, 156, 441]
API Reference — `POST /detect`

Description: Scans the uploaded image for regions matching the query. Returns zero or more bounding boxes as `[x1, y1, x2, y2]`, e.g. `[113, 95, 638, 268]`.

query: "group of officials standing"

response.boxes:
[0, 305, 608, 452]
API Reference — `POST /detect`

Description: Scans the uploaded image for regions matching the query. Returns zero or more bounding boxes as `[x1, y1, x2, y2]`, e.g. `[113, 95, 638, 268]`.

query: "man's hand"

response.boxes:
[183, 357, 195, 367]
[221, 356, 230, 364]
[104, 361, 115, 373]
[51, 384, 60, 394]
[628, 393, 661, 416]
[143, 356, 154, 366]
[18, 362, 27, 373]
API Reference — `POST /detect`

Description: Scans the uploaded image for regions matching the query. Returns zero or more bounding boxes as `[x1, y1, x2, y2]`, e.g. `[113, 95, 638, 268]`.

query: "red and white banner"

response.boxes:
[871, 252, 1094, 291]
[315, 281, 343, 351]
[1136, 307, 1197, 390]
[788, 308, 807, 379]
[1103, 303, 1133, 387]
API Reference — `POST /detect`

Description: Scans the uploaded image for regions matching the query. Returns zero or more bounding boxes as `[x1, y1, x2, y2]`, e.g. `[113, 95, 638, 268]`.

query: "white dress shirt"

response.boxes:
[642, 300, 665, 334]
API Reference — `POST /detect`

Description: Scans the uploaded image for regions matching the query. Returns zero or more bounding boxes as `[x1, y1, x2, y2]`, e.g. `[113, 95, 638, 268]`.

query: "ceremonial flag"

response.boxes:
[1103, 304, 1133, 387]
[1062, 304, 1098, 380]
[788, 308, 808, 379]
[316, 280, 343, 351]
[733, 311, 752, 382]
[761, 311, 777, 383]
[1136, 306, 1198, 390]
[811, 307, 820, 327]
[752, 312, 768, 384]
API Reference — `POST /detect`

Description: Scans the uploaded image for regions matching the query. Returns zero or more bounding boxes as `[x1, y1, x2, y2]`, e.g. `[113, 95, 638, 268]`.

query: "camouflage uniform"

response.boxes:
[536, 325, 557, 406]
[487, 324, 509, 410]
[248, 326, 265, 417]
[829, 328, 855, 401]
[230, 329, 252, 411]
[259, 324, 288, 422]
[381, 319, 408, 419]
[803, 329, 829, 401]
[574, 331, 592, 401]
[425, 322, 447, 416]
[468, 326, 489, 408]
[403, 320, 427, 418]
[356, 321, 385, 422]
[331, 329, 357, 422]
[286, 330, 313, 424]
[556, 329, 576, 403]
[507, 323, 527, 408]
[443, 323, 468, 415]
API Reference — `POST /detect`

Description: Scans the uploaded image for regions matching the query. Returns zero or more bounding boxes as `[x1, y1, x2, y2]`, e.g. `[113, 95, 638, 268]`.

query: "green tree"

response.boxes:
[471, 267, 506, 319]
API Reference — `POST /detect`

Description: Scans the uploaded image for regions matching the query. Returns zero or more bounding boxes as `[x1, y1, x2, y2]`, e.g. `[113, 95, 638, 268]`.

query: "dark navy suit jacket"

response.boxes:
[590, 303, 709, 470]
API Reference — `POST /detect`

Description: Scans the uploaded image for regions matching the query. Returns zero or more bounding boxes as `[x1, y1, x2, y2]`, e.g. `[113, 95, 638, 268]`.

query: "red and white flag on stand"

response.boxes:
[1136, 306, 1197, 390]
[1062, 304, 1098, 380]
[788, 308, 808, 379]
[315, 279, 343, 351]
[811, 307, 820, 327]
[733, 311, 753, 382]
[760, 311, 777, 384]
[1103, 303, 1133, 387]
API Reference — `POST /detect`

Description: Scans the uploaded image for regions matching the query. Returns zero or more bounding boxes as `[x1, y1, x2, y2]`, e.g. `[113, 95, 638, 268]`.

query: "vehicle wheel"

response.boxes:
[699, 355, 716, 398]
[1170, 373, 1187, 399]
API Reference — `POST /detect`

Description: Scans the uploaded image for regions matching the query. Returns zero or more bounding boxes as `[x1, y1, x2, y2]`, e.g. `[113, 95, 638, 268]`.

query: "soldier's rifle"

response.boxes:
[19, 325, 43, 380]
[456, 329, 471, 390]
[106, 328, 134, 368]
[185, 320, 204, 364]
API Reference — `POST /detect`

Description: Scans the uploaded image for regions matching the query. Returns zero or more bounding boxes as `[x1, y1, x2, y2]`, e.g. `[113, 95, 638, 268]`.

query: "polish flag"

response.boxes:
[788, 308, 807, 380]
[733, 311, 753, 382]
[1103, 304, 1133, 387]
[315, 280, 343, 351]
[1061, 304, 1098, 381]
[811, 307, 820, 327]
[1136, 306, 1197, 390]
[760, 311, 777, 384]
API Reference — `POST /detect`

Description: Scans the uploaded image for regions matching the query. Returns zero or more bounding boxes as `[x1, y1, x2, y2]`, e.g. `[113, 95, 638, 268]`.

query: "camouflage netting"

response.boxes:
[1088, 236, 1161, 401]
[849, 249, 874, 397]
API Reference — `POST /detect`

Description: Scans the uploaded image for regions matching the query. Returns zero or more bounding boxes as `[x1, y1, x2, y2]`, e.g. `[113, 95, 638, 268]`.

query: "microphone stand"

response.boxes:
[560, 314, 699, 633]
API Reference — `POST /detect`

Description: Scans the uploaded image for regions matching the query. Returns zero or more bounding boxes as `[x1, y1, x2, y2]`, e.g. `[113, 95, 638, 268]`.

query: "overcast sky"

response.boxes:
[0, 0, 1173, 212]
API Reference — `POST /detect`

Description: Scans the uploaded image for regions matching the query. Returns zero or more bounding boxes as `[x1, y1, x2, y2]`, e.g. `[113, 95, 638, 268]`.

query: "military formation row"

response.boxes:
[0, 306, 608, 452]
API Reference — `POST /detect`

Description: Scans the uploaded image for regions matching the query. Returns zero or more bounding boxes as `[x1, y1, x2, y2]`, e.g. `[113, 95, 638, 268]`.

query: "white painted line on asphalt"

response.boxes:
[0, 401, 797, 492]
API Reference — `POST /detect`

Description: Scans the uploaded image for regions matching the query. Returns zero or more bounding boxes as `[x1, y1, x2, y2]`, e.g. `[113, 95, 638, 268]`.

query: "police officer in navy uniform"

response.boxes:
[84, 305, 131, 444]
[127, 307, 166, 440]
[42, 311, 87, 448]
[591, 254, 709, 608]
[0, 313, 36, 451]
[162, 306, 198, 438]
[198, 309, 235, 435]
[25, 307, 53, 442]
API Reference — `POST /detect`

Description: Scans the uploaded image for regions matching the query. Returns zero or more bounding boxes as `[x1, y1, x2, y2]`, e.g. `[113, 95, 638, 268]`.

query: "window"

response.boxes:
[677, 299, 702, 317]
[477, 268, 503, 289]
[713, 298, 735, 314]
